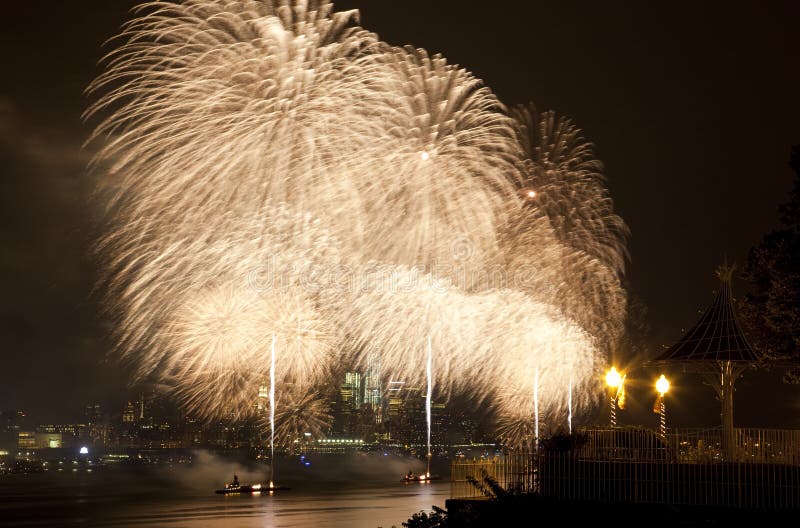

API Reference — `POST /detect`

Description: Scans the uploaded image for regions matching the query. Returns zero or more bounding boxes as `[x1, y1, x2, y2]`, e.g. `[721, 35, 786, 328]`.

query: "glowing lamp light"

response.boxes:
[526, 189, 536, 199]
[420, 150, 430, 161]
[656, 374, 670, 396]
[605, 367, 622, 388]
[79, 446, 89, 455]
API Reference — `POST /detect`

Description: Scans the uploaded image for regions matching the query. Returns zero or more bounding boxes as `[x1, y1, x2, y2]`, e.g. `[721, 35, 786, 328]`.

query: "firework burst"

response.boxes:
[270, 388, 333, 450]
[87, 0, 628, 431]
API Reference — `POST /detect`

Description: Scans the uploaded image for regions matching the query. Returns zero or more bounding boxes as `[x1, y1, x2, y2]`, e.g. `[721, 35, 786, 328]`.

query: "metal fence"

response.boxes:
[451, 453, 536, 499]
[450, 427, 800, 510]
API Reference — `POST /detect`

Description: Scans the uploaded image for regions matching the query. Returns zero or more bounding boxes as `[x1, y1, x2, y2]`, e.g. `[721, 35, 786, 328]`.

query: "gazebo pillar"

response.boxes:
[719, 360, 735, 460]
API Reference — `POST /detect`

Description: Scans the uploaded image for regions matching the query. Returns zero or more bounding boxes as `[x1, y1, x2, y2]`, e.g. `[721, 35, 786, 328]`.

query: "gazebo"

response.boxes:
[652, 265, 761, 460]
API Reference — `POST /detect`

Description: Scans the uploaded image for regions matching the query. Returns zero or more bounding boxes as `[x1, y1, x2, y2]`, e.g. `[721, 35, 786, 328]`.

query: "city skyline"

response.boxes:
[0, 368, 465, 454]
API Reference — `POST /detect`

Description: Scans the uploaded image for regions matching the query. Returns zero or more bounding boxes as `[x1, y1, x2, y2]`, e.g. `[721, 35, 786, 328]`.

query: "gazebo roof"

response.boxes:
[653, 266, 760, 364]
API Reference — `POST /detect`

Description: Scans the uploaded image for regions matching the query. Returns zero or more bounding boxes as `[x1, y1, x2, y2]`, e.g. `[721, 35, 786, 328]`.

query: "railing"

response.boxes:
[735, 428, 800, 465]
[450, 427, 800, 510]
[451, 454, 536, 499]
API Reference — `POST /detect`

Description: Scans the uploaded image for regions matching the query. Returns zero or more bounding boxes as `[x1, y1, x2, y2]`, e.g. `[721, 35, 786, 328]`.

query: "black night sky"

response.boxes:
[1, 1, 798, 425]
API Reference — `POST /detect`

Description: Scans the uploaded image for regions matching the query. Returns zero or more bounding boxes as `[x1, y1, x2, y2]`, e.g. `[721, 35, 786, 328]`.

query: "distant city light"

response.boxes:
[79, 446, 89, 455]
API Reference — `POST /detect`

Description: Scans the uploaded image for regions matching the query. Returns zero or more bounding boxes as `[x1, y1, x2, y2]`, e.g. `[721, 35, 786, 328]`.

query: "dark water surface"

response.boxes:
[0, 465, 449, 528]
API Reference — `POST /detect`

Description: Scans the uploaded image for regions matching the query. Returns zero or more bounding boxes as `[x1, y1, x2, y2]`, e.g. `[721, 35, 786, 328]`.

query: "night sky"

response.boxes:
[1, 1, 798, 425]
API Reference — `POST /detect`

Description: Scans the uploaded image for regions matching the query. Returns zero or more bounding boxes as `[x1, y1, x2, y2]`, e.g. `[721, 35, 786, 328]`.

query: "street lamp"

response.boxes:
[654, 374, 670, 437]
[605, 367, 624, 427]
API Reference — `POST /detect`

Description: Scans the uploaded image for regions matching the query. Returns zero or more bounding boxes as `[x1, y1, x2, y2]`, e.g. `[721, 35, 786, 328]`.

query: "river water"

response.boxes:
[0, 454, 450, 528]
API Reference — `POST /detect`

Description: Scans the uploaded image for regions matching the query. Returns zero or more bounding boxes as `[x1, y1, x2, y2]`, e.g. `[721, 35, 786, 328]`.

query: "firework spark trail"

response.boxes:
[87, 0, 628, 434]
[269, 332, 275, 487]
[568, 375, 573, 434]
[426, 335, 432, 476]
[534, 367, 539, 450]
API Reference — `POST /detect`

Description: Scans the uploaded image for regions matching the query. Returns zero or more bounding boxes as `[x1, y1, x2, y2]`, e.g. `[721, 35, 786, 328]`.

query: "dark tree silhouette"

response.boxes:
[741, 146, 800, 381]
[402, 506, 449, 528]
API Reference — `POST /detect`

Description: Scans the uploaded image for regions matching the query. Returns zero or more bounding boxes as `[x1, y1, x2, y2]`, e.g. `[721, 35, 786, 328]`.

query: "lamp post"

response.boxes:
[655, 374, 670, 437]
[605, 367, 623, 427]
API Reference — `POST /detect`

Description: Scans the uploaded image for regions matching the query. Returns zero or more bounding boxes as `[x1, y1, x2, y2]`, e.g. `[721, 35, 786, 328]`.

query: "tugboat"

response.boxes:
[402, 470, 441, 483]
[215, 474, 290, 494]
[216, 482, 263, 494]
[401, 451, 440, 482]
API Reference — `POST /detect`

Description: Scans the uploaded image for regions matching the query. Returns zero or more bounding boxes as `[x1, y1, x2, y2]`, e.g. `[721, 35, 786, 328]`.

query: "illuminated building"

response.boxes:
[17, 431, 35, 449]
[401, 386, 425, 446]
[341, 372, 362, 409]
[257, 383, 269, 414]
[0, 410, 26, 432]
[0, 411, 27, 451]
[122, 402, 136, 423]
[332, 372, 362, 436]
[85, 403, 102, 422]
[84, 403, 107, 445]
[36, 433, 62, 448]
[386, 380, 405, 417]
[36, 424, 85, 446]
[363, 354, 382, 413]
[311, 437, 367, 453]
[17, 431, 64, 449]
[431, 401, 447, 448]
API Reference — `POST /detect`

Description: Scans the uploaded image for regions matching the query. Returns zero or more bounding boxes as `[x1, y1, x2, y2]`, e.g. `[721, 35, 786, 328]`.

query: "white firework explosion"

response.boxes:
[87, 1, 628, 433]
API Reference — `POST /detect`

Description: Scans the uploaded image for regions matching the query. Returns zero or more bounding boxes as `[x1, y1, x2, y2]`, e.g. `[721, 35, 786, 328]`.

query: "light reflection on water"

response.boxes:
[0, 471, 449, 528]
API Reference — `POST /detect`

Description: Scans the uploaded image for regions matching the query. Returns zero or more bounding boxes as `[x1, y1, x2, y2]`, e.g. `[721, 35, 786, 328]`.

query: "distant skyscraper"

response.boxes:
[85, 403, 101, 424]
[363, 354, 382, 411]
[84, 403, 105, 445]
[341, 372, 362, 410]
[0, 410, 26, 432]
[122, 402, 135, 423]
[257, 383, 269, 414]
[386, 380, 404, 417]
